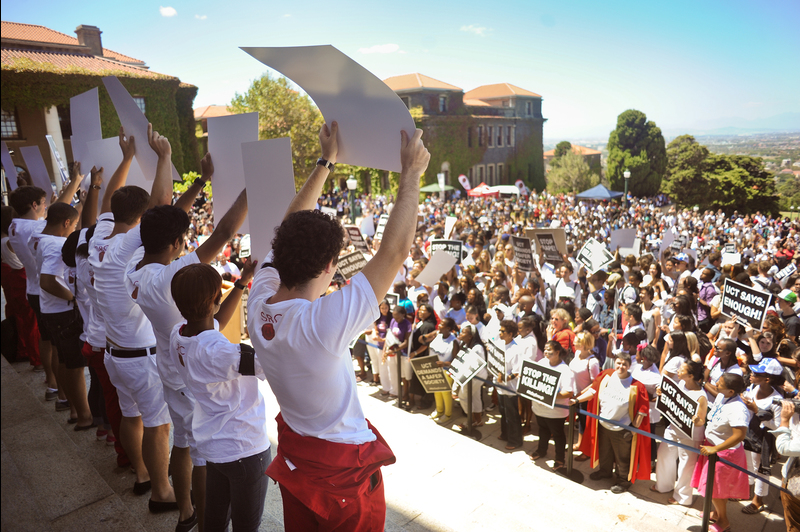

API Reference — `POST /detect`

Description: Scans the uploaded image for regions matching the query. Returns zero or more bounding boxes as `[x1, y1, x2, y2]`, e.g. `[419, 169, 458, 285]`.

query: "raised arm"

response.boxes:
[81, 166, 103, 227]
[361, 129, 430, 302]
[147, 123, 174, 209]
[54, 162, 84, 204]
[283, 121, 338, 218]
[175, 152, 212, 213]
[101, 128, 135, 214]
[196, 189, 247, 264]
[215, 258, 256, 329]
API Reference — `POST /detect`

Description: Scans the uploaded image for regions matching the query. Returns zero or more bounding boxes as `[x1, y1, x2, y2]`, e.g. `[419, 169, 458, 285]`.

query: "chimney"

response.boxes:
[75, 25, 103, 56]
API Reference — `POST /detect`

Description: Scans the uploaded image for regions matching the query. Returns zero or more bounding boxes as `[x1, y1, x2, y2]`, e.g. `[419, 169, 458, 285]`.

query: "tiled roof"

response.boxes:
[464, 83, 541, 100]
[543, 145, 602, 157]
[383, 73, 462, 92]
[1, 21, 145, 65]
[463, 98, 491, 107]
[1, 48, 169, 79]
[194, 105, 232, 120]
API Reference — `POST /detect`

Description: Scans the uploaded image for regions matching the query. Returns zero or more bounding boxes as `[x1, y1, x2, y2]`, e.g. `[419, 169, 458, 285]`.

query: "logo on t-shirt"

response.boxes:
[131, 284, 139, 300]
[176, 343, 186, 367]
[262, 323, 275, 341]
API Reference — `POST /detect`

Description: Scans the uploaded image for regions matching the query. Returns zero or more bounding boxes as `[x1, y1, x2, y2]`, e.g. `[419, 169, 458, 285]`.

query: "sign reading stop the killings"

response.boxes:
[429, 239, 465, 264]
[517, 360, 562, 409]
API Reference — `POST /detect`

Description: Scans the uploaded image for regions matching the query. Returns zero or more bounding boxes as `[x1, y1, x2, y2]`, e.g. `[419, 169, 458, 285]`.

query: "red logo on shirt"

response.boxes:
[262, 323, 275, 341]
[99, 251, 105, 262]
[131, 286, 138, 299]
[176, 344, 186, 367]
[33, 240, 38, 251]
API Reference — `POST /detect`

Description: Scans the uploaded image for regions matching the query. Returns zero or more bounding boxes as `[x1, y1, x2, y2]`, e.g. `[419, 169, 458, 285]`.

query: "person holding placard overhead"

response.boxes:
[248, 122, 430, 531]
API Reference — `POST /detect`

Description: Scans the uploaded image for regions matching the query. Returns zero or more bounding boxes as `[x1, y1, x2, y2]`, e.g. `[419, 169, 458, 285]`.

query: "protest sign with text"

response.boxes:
[526, 228, 567, 258]
[429, 239, 465, 264]
[384, 292, 399, 310]
[448, 348, 488, 387]
[719, 278, 773, 329]
[655, 375, 699, 439]
[374, 214, 390, 241]
[517, 360, 562, 408]
[337, 251, 369, 280]
[345, 225, 369, 254]
[485, 339, 506, 379]
[511, 236, 534, 272]
[776, 262, 797, 282]
[535, 233, 563, 264]
[576, 237, 615, 274]
[410, 354, 451, 393]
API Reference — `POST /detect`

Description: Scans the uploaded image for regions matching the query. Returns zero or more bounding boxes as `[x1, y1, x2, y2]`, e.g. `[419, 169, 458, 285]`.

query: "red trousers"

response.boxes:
[1, 263, 40, 366]
[279, 470, 386, 532]
[81, 342, 128, 464]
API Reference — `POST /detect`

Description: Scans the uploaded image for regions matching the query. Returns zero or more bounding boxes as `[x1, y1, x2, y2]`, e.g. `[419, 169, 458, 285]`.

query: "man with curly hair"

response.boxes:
[248, 121, 430, 531]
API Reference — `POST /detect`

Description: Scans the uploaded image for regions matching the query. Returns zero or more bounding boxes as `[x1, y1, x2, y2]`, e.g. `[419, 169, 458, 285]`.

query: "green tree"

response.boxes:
[705, 154, 779, 214]
[777, 173, 800, 211]
[554, 141, 572, 158]
[607, 109, 666, 196]
[229, 73, 325, 189]
[546, 149, 599, 193]
[661, 135, 710, 207]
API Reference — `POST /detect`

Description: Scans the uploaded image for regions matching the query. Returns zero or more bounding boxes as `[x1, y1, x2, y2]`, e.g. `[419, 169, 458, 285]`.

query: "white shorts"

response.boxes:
[401, 356, 413, 380]
[163, 386, 206, 467]
[104, 352, 171, 427]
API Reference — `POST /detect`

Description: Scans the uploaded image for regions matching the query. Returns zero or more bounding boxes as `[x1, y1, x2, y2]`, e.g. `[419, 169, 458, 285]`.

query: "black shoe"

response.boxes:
[611, 481, 632, 494]
[149, 499, 179, 513]
[175, 509, 197, 532]
[133, 480, 151, 495]
[589, 471, 613, 481]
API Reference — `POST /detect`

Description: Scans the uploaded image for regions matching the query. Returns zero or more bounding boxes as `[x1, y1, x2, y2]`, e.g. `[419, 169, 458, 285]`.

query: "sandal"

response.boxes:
[552, 461, 565, 471]
[741, 503, 766, 514]
[667, 498, 679, 505]
[693, 510, 717, 523]
[575, 453, 590, 462]
[529, 452, 544, 461]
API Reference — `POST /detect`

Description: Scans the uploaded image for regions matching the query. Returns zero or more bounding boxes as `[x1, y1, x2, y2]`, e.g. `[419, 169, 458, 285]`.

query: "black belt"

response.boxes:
[107, 346, 156, 358]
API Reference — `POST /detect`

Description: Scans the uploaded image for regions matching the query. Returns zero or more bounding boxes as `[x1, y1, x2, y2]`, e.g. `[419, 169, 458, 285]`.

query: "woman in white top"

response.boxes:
[661, 331, 691, 381]
[741, 358, 784, 515]
[451, 324, 487, 428]
[423, 318, 459, 425]
[529, 341, 576, 471]
[653, 360, 708, 506]
[569, 331, 600, 453]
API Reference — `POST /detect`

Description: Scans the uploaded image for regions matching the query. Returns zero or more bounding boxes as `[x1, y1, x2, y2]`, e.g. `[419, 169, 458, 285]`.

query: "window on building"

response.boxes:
[478, 165, 484, 182]
[468, 167, 473, 182]
[1, 108, 21, 139]
[497, 126, 503, 147]
[506, 126, 512, 146]
[487, 164, 494, 185]
[497, 163, 504, 182]
[133, 97, 146, 115]
[439, 95, 447, 113]
[467, 127, 472, 148]
[477, 126, 483, 147]
[487, 126, 494, 147]
[402, 96, 411, 109]
[57, 104, 72, 138]
[526, 101, 532, 116]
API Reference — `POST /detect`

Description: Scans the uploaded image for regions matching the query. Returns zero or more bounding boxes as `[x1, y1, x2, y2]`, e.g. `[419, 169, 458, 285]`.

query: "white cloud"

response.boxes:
[159, 6, 177, 17]
[195, 14, 207, 20]
[283, 13, 291, 17]
[358, 44, 400, 54]
[460, 24, 490, 37]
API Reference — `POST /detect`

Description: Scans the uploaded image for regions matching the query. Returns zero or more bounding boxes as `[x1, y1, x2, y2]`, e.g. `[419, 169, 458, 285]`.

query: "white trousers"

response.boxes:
[380, 354, 398, 396]
[366, 343, 381, 375]
[456, 378, 483, 413]
[747, 450, 770, 497]
[654, 425, 700, 506]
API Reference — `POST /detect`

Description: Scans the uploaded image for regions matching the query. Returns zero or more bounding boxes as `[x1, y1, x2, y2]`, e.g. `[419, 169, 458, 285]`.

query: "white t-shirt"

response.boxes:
[214, 260, 240, 279]
[705, 394, 751, 447]
[247, 264, 378, 445]
[707, 357, 744, 384]
[517, 332, 540, 363]
[631, 361, 662, 424]
[170, 322, 269, 463]
[599, 373, 634, 431]
[89, 213, 154, 348]
[127, 252, 200, 390]
[37, 234, 73, 314]
[569, 353, 600, 396]
[7, 218, 46, 295]
[1, 236, 24, 269]
[429, 333, 456, 363]
[743, 384, 782, 431]
[532, 360, 576, 419]
[77, 230, 105, 349]
[663, 354, 687, 378]
[498, 340, 523, 396]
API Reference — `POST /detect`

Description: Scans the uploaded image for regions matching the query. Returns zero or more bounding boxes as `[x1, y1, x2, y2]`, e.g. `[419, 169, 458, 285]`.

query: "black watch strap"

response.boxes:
[234, 281, 247, 290]
[317, 157, 335, 171]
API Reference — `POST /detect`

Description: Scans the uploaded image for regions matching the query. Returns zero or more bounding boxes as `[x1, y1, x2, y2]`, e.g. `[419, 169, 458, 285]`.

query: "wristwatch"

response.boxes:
[195, 176, 208, 186]
[234, 281, 247, 290]
[317, 157, 335, 171]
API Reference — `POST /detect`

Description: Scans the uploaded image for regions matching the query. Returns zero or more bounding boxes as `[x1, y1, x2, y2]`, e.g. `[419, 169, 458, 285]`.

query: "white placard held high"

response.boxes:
[241, 137, 296, 262]
[102, 76, 181, 182]
[70, 87, 103, 182]
[207, 112, 258, 234]
[240, 46, 415, 172]
[415, 250, 457, 287]
[444, 216, 457, 239]
[609, 228, 637, 252]
[1, 141, 18, 190]
[45, 135, 69, 191]
[84, 137, 149, 213]
[19, 146, 53, 204]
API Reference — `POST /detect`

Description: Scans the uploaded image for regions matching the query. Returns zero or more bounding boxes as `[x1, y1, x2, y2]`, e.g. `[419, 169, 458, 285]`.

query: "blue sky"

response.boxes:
[3, 0, 798, 139]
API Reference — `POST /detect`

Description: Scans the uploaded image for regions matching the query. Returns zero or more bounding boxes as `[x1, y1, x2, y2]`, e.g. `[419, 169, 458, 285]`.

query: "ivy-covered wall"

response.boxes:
[1, 59, 199, 175]
[415, 111, 487, 187]
[507, 121, 546, 192]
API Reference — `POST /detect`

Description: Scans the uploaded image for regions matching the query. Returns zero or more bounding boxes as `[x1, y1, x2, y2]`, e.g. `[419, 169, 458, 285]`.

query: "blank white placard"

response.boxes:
[241, 45, 415, 172]
[84, 137, 149, 214]
[241, 137, 296, 262]
[20, 146, 53, 204]
[102, 76, 181, 182]
[415, 250, 458, 287]
[70, 87, 103, 181]
[207, 113, 258, 234]
[609, 228, 637, 252]
[444, 216, 457, 239]
[1, 141, 18, 190]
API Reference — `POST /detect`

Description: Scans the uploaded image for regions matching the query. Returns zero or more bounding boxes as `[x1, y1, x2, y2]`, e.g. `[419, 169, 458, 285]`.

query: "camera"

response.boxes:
[773, 396, 800, 413]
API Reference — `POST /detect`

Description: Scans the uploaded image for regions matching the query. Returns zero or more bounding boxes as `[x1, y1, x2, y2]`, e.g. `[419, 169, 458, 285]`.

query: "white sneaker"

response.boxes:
[437, 415, 452, 425]
[430, 411, 444, 420]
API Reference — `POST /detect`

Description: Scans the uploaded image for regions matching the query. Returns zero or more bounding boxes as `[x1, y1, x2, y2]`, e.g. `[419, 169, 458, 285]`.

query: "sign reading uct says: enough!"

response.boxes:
[719, 278, 773, 329]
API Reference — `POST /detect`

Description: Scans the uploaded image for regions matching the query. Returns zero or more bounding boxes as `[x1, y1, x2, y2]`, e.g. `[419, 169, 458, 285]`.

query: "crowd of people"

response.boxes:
[2, 117, 800, 532]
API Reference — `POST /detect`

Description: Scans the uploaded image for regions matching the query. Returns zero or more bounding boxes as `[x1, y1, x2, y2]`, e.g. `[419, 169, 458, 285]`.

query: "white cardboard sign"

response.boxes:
[415, 250, 458, 287]
[241, 46, 415, 172]
[609, 228, 637, 252]
[444, 216, 457, 239]
[70, 87, 103, 180]
[84, 137, 149, 208]
[1, 141, 18, 190]
[241, 137, 296, 262]
[19, 146, 53, 204]
[207, 112, 258, 234]
[102, 76, 181, 182]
